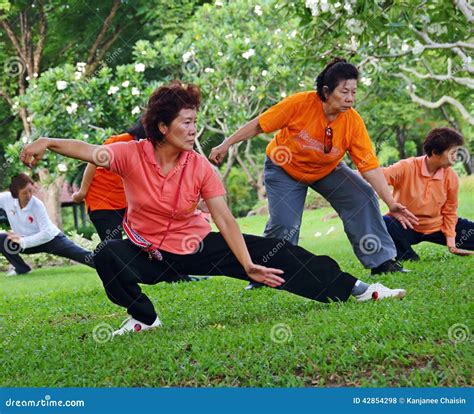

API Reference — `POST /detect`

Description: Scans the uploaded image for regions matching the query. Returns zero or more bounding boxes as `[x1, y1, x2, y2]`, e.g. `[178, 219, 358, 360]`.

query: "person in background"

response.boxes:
[210, 58, 418, 291]
[0, 173, 95, 275]
[21, 81, 407, 337]
[383, 127, 474, 261]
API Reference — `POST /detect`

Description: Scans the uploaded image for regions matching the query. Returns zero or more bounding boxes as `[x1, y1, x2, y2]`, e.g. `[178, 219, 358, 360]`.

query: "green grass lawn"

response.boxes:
[1, 180, 473, 387]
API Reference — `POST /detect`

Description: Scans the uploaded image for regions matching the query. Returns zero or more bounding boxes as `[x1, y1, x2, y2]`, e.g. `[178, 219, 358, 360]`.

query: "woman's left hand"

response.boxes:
[389, 202, 418, 228]
[245, 263, 285, 288]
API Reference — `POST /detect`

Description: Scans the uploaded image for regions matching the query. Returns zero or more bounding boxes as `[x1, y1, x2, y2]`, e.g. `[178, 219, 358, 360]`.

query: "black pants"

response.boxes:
[0, 232, 95, 274]
[88, 208, 126, 241]
[384, 215, 474, 260]
[93, 232, 357, 325]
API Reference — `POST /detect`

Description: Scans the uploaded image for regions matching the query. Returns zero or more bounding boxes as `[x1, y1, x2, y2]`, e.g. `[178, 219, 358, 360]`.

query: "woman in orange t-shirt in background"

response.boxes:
[72, 121, 145, 241]
[210, 58, 418, 284]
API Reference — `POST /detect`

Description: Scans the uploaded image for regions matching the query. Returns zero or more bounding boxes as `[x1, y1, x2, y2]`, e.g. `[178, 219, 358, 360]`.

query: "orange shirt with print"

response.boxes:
[259, 91, 379, 183]
[382, 156, 459, 246]
[85, 133, 134, 212]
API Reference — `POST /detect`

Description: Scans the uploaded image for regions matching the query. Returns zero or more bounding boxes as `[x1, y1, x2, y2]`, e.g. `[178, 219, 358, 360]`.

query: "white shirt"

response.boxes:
[0, 192, 60, 249]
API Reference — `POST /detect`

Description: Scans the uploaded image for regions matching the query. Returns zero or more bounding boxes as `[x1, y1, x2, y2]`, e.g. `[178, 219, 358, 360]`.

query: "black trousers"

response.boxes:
[93, 232, 357, 325]
[0, 232, 95, 274]
[384, 215, 474, 260]
[88, 208, 126, 241]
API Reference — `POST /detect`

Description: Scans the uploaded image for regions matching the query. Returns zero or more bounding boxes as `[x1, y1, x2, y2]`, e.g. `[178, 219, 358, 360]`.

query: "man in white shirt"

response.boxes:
[0, 173, 95, 275]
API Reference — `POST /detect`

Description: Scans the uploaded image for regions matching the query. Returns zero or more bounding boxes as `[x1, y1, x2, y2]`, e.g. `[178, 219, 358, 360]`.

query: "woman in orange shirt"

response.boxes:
[21, 81, 407, 336]
[210, 58, 417, 284]
[383, 127, 473, 261]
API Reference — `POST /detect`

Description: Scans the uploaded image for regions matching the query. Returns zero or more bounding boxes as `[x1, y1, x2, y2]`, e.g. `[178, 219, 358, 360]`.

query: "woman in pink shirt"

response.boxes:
[21, 81, 407, 336]
[383, 127, 474, 261]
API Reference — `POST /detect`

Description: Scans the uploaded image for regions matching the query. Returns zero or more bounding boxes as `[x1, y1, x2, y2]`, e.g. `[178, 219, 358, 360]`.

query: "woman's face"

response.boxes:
[160, 108, 197, 151]
[325, 79, 357, 112]
[18, 183, 34, 207]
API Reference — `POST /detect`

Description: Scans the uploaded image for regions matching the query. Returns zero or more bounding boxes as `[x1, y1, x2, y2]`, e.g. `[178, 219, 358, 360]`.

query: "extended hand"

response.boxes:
[20, 138, 49, 168]
[209, 143, 229, 165]
[245, 263, 285, 288]
[449, 246, 474, 256]
[389, 203, 418, 229]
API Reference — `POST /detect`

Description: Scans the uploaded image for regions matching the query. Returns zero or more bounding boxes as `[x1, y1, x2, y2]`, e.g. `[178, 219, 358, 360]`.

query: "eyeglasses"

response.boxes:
[324, 126, 333, 154]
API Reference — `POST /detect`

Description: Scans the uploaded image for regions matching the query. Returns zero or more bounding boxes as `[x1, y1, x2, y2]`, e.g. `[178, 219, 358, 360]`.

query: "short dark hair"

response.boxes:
[315, 57, 359, 102]
[126, 117, 147, 140]
[9, 173, 34, 198]
[142, 81, 201, 145]
[423, 127, 464, 156]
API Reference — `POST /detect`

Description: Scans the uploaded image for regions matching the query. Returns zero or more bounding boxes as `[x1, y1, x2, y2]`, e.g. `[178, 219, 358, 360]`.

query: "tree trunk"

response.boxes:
[37, 169, 65, 229]
[395, 126, 407, 159]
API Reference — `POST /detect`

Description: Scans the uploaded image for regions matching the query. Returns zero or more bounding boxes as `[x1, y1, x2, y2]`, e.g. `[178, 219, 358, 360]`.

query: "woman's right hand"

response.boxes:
[72, 190, 86, 203]
[209, 142, 229, 165]
[245, 263, 285, 288]
[20, 137, 49, 167]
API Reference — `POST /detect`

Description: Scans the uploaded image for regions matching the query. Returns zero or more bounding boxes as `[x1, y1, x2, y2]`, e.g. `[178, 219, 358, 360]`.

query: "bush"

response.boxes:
[226, 168, 258, 217]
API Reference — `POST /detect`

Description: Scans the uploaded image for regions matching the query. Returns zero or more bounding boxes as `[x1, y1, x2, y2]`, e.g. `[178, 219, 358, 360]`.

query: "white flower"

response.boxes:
[412, 41, 424, 55]
[306, 0, 320, 16]
[334, 2, 341, 7]
[280, 91, 287, 98]
[57, 163, 68, 173]
[107, 86, 119, 95]
[141, 51, 146, 55]
[320, 0, 330, 12]
[134, 63, 145, 73]
[254, 5, 263, 16]
[56, 80, 68, 90]
[245, 37, 251, 44]
[261, 70, 268, 76]
[131, 106, 141, 115]
[21, 136, 29, 144]
[26, 76, 30, 81]
[26, 116, 31, 122]
[215, 0, 223, 6]
[88, 107, 94, 112]
[360, 77, 372, 86]
[217, 51, 223, 57]
[225, 33, 233, 39]
[182, 51, 194, 63]
[74, 71, 82, 80]
[204, 67, 215, 73]
[343, 2, 353, 13]
[33, 72, 38, 78]
[250, 85, 256, 91]
[289, 30, 298, 38]
[401, 42, 410, 52]
[122, 80, 130, 87]
[346, 18, 364, 34]
[84, 134, 89, 139]
[242, 49, 255, 59]
[66, 102, 78, 114]
[76, 62, 86, 69]
[131, 87, 140, 96]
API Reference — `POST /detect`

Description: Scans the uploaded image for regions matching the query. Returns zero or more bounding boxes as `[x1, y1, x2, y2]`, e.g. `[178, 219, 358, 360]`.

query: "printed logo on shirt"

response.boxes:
[294, 130, 341, 157]
[28, 216, 34, 223]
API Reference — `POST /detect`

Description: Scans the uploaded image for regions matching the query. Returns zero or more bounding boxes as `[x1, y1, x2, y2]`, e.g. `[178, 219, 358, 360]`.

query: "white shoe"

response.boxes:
[112, 316, 162, 337]
[5, 268, 30, 276]
[356, 283, 406, 302]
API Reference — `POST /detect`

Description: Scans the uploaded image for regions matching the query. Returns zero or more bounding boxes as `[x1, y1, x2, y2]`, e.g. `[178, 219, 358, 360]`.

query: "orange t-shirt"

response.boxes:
[259, 91, 379, 183]
[382, 156, 459, 246]
[107, 139, 226, 254]
[85, 134, 134, 212]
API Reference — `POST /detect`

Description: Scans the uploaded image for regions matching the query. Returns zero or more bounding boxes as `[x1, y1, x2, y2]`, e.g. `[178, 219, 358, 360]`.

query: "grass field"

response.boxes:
[1, 179, 473, 387]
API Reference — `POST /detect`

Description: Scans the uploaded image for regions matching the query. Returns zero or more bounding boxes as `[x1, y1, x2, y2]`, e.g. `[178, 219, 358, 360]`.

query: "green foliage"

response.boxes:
[227, 167, 258, 217]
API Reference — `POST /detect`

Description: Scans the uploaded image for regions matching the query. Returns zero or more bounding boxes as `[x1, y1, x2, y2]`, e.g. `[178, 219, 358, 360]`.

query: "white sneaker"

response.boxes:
[112, 316, 162, 337]
[356, 283, 406, 302]
[5, 268, 30, 277]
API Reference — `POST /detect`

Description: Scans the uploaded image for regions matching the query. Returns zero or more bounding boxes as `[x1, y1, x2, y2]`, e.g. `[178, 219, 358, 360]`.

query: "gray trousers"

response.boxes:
[263, 157, 396, 269]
